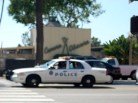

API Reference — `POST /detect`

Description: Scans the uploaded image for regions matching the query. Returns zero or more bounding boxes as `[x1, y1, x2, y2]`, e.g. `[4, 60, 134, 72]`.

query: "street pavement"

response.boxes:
[0, 88, 55, 103]
[0, 77, 57, 103]
[0, 77, 138, 103]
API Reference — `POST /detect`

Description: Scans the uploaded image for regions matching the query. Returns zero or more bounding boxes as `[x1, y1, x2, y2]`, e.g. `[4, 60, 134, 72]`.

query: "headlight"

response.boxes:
[13, 72, 25, 77]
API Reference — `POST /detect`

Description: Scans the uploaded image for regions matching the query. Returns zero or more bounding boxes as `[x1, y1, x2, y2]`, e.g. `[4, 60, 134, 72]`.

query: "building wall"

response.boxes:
[31, 26, 91, 60]
[0, 46, 35, 59]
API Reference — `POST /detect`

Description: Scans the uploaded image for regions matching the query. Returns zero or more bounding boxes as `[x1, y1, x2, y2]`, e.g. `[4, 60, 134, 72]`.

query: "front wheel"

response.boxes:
[82, 76, 95, 88]
[26, 76, 40, 87]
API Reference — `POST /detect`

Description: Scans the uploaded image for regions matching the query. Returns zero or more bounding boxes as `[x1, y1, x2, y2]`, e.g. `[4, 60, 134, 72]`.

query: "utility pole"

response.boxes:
[129, 0, 138, 65]
[35, 0, 44, 64]
[129, 34, 133, 65]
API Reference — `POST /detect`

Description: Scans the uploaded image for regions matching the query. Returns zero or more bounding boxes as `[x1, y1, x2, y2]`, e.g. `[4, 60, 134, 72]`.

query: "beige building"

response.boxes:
[31, 26, 91, 60]
[0, 46, 34, 59]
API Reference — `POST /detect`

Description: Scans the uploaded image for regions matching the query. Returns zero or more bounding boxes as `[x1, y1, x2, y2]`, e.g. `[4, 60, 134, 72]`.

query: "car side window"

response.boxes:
[93, 61, 106, 68]
[107, 59, 116, 66]
[69, 61, 84, 69]
[52, 61, 66, 69]
[86, 61, 93, 67]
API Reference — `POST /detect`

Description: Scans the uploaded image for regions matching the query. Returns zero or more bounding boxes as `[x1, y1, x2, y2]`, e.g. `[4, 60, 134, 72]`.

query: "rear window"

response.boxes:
[107, 59, 116, 66]
[86, 61, 106, 68]
[86, 61, 93, 67]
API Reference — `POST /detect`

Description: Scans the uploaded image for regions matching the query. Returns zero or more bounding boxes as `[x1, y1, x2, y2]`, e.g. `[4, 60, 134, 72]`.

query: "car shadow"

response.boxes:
[12, 84, 114, 89]
[10, 80, 137, 89]
[113, 80, 136, 85]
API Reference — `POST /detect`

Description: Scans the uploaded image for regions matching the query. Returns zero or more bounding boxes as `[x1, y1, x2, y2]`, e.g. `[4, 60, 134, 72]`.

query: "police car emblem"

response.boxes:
[49, 71, 53, 75]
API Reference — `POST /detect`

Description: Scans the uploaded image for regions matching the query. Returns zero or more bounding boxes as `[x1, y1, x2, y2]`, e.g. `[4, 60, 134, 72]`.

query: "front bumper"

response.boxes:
[11, 74, 26, 83]
[5, 70, 14, 80]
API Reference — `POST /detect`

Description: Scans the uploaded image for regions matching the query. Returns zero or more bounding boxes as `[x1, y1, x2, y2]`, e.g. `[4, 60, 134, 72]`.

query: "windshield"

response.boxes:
[107, 59, 116, 66]
[39, 60, 56, 68]
[101, 58, 115, 66]
[101, 58, 107, 62]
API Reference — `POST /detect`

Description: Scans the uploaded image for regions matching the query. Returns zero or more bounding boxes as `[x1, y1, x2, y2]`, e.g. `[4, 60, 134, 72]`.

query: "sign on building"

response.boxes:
[31, 27, 91, 60]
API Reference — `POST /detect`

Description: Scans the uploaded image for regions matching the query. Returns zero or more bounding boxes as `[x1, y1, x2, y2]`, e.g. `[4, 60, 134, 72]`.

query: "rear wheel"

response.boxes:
[136, 78, 138, 84]
[82, 76, 95, 88]
[131, 71, 136, 80]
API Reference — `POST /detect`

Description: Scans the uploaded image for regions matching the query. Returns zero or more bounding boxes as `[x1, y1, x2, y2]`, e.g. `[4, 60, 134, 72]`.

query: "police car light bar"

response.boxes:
[58, 56, 71, 60]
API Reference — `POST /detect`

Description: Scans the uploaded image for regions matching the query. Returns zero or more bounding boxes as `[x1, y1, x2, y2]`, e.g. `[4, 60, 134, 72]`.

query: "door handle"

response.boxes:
[63, 71, 67, 72]
[81, 71, 84, 72]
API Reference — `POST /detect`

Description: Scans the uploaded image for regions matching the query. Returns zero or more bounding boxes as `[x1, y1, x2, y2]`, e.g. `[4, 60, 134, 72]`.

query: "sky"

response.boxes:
[0, 0, 138, 47]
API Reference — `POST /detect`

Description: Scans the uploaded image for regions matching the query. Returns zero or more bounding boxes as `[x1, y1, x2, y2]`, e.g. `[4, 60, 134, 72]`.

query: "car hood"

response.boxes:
[13, 67, 45, 73]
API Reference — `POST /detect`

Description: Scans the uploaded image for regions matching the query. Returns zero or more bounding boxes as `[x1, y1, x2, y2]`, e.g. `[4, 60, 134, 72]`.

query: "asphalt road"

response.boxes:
[0, 77, 138, 103]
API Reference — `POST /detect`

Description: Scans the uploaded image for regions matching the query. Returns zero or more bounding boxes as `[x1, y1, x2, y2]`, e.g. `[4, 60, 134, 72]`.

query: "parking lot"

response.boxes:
[0, 77, 137, 103]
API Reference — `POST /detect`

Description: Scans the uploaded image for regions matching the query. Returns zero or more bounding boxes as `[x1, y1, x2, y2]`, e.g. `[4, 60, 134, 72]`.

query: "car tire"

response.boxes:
[136, 78, 138, 85]
[131, 71, 136, 80]
[82, 76, 94, 88]
[26, 76, 40, 87]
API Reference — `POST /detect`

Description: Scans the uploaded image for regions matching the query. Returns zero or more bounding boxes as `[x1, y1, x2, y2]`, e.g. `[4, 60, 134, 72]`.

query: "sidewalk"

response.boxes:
[0, 77, 6, 87]
[0, 77, 20, 87]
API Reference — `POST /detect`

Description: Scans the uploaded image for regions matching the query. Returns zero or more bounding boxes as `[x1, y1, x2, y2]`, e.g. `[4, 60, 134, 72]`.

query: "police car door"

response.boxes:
[65, 61, 85, 83]
[46, 61, 68, 83]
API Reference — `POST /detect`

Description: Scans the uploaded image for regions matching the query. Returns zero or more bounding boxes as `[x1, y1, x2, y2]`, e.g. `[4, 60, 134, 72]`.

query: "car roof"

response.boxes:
[52, 58, 87, 63]
[85, 59, 112, 65]
[70, 56, 97, 60]
[84, 59, 101, 62]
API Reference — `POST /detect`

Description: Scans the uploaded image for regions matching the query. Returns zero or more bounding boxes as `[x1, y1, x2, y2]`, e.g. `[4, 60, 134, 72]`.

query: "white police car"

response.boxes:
[10, 58, 112, 87]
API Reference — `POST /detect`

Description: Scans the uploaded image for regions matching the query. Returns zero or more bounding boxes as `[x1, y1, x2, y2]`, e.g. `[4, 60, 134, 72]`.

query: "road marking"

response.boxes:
[0, 98, 55, 102]
[0, 92, 38, 95]
[48, 93, 138, 96]
[0, 87, 55, 102]
[0, 93, 46, 98]
[0, 89, 31, 92]
[0, 95, 46, 98]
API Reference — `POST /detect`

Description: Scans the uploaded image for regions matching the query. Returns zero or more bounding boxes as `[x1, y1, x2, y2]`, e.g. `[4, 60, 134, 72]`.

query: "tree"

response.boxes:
[91, 36, 101, 47]
[103, 35, 138, 64]
[8, 0, 104, 64]
[8, 0, 104, 27]
[21, 32, 31, 46]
